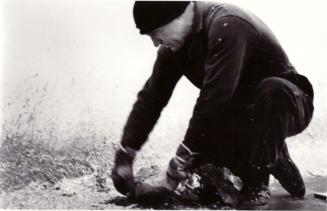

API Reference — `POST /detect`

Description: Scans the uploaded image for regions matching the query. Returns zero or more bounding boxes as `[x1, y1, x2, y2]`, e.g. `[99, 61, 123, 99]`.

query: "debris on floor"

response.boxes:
[133, 164, 243, 208]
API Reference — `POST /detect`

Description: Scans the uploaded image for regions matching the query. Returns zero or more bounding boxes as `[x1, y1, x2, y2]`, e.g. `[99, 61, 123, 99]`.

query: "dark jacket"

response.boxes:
[121, 2, 312, 150]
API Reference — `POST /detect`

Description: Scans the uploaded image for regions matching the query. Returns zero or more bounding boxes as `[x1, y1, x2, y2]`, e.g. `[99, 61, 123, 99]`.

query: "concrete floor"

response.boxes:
[256, 176, 327, 210]
[106, 175, 327, 210]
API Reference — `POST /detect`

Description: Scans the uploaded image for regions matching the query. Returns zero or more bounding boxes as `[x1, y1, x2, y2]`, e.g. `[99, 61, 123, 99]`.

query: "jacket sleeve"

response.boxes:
[184, 16, 258, 151]
[121, 47, 183, 150]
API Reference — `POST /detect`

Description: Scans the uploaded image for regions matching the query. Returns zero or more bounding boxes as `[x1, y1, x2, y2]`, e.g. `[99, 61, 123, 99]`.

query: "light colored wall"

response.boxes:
[1, 0, 327, 172]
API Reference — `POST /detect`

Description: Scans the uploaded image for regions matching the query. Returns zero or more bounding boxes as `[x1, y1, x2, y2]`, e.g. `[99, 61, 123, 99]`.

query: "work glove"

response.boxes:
[166, 143, 200, 190]
[111, 144, 137, 197]
[111, 144, 172, 203]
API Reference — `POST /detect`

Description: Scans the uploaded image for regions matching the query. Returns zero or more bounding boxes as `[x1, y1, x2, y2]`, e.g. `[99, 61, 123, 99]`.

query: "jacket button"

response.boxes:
[218, 38, 222, 42]
[223, 22, 228, 27]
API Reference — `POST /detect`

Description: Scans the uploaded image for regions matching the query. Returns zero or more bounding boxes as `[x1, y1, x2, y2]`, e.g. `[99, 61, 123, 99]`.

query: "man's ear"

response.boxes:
[176, 15, 183, 21]
[175, 15, 185, 25]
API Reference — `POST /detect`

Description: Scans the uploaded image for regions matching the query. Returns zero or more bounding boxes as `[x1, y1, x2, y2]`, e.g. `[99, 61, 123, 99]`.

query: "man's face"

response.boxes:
[148, 18, 191, 52]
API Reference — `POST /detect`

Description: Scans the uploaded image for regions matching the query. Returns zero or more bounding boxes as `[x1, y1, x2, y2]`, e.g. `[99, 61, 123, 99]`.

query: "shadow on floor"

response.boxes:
[266, 176, 327, 210]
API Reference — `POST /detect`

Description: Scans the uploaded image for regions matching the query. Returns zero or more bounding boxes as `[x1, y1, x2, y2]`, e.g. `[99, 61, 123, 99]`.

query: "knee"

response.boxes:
[255, 77, 294, 104]
[254, 77, 296, 121]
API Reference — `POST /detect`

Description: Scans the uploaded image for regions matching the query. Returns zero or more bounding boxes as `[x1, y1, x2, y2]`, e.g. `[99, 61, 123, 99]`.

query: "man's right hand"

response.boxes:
[111, 144, 137, 197]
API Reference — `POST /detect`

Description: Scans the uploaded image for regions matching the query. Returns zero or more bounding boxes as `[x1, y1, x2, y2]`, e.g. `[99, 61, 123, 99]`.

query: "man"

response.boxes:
[112, 1, 314, 206]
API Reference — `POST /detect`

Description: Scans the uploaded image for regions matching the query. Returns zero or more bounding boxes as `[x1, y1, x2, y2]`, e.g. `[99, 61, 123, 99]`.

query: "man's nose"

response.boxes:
[151, 37, 162, 47]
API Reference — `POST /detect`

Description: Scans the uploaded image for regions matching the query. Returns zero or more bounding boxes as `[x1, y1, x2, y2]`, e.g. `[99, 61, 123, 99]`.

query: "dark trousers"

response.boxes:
[196, 74, 314, 183]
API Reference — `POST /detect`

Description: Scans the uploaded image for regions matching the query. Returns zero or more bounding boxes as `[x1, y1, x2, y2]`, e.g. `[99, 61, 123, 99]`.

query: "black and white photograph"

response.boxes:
[0, 0, 326, 209]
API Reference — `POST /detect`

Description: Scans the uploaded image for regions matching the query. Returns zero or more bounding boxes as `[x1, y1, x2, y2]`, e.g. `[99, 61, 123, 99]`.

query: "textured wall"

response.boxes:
[1, 1, 327, 176]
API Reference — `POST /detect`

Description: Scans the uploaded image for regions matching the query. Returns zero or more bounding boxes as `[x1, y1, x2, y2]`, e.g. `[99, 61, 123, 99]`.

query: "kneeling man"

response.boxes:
[112, 1, 314, 206]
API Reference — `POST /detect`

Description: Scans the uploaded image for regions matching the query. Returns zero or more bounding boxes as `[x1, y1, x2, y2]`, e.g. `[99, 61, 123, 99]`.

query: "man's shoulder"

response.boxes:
[198, 1, 263, 36]
[196, 1, 247, 17]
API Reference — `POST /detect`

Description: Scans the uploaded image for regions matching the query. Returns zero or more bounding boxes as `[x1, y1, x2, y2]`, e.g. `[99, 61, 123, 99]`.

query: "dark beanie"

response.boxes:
[133, 1, 190, 34]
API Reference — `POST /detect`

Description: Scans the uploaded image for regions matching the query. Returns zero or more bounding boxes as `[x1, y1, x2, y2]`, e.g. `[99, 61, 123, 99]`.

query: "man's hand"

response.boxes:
[166, 143, 200, 190]
[111, 144, 136, 197]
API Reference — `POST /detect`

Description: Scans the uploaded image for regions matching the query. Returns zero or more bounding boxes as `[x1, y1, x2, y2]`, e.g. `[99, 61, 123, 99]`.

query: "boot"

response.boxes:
[270, 143, 305, 197]
[240, 168, 271, 207]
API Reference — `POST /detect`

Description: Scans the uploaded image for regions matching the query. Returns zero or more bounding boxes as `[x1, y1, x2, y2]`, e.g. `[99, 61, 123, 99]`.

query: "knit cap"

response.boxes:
[133, 1, 190, 34]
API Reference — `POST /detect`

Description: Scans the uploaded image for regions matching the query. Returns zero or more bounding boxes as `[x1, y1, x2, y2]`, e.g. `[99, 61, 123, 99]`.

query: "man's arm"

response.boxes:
[183, 16, 258, 151]
[112, 47, 183, 196]
[121, 47, 183, 150]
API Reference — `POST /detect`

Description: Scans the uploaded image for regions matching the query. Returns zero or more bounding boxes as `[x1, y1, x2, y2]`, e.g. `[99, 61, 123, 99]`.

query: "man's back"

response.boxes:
[175, 2, 296, 89]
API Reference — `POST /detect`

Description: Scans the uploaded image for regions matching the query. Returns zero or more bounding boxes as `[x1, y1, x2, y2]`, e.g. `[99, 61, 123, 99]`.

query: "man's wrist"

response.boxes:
[119, 144, 137, 158]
